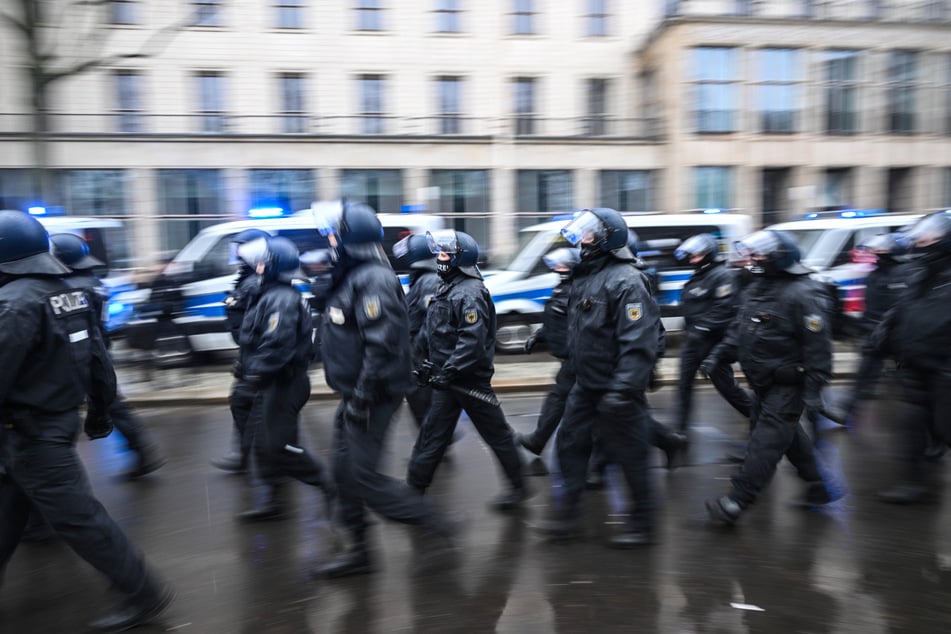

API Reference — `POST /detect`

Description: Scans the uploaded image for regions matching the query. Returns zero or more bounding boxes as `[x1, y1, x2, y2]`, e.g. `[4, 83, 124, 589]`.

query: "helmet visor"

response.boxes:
[543, 247, 580, 272]
[902, 212, 950, 249]
[674, 234, 711, 261]
[236, 237, 269, 268]
[559, 211, 603, 247]
[734, 230, 780, 261]
[392, 235, 412, 259]
[426, 229, 458, 256]
[311, 200, 344, 237]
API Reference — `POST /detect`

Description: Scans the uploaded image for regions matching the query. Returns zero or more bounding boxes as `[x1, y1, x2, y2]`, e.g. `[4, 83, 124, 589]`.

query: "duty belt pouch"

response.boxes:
[773, 365, 805, 386]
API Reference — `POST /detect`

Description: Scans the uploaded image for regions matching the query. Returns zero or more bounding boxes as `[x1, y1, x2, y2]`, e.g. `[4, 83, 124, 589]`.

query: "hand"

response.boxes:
[343, 397, 371, 429]
[699, 355, 719, 378]
[523, 333, 537, 355]
[232, 360, 244, 379]
[84, 407, 113, 440]
[430, 374, 452, 391]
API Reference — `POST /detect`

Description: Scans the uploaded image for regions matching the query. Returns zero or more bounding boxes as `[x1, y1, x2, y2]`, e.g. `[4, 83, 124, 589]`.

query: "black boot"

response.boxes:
[314, 543, 374, 579]
[585, 469, 605, 490]
[877, 483, 938, 505]
[88, 583, 174, 631]
[656, 430, 689, 470]
[123, 444, 167, 480]
[237, 484, 286, 522]
[532, 510, 582, 540]
[705, 496, 742, 526]
[210, 452, 247, 474]
[489, 484, 531, 512]
[516, 433, 543, 456]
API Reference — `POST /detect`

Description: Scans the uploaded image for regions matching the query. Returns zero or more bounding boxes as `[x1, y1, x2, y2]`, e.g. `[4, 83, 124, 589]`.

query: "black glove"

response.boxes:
[523, 333, 537, 355]
[599, 391, 632, 415]
[430, 374, 452, 391]
[343, 397, 371, 429]
[232, 360, 244, 379]
[84, 407, 113, 440]
[699, 354, 719, 378]
[244, 374, 265, 389]
[413, 360, 435, 387]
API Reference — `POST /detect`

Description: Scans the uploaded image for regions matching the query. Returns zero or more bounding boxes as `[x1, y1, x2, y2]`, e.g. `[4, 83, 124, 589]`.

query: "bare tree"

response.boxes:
[1, 0, 197, 204]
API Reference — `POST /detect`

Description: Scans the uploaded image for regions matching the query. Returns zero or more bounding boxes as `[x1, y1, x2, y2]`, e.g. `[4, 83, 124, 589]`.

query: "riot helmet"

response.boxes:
[313, 200, 386, 262]
[560, 208, 628, 257]
[733, 229, 811, 277]
[0, 210, 70, 276]
[897, 210, 951, 261]
[426, 229, 481, 279]
[262, 237, 304, 283]
[626, 229, 640, 256]
[856, 232, 906, 265]
[674, 233, 719, 270]
[229, 228, 270, 266]
[50, 232, 104, 271]
[393, 233, 437, 271]
[235, 236, 270, 271]
[542, 247, 581, 273]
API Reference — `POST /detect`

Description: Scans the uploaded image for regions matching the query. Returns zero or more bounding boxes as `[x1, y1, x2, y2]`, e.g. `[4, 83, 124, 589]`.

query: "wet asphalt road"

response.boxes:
[2, 382, 950, 633]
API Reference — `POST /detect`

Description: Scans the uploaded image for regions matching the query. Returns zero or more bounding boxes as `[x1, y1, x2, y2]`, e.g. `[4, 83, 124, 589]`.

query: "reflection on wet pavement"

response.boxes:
[2, 385, 950, 632]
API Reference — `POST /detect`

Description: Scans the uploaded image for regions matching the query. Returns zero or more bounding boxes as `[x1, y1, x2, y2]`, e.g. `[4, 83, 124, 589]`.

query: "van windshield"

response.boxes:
[504, 229, 572, 273]
[777, 228, 832, 267]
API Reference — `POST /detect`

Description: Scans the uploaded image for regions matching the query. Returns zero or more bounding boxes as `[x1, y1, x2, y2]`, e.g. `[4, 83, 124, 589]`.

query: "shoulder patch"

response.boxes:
[804, 313, 823, 333]
[364, 295, 381, 320]
[715, 283, 733, 298]
[626, 302, 642, 322]
[328, 306, 345, 325]
[464, 310, 478, 324]
[267, 311, 281, 333]
[424, 293, 434, 308]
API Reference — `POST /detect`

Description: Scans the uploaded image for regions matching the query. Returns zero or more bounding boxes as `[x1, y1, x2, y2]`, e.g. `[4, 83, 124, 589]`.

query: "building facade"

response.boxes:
[0, 0, 949, 266]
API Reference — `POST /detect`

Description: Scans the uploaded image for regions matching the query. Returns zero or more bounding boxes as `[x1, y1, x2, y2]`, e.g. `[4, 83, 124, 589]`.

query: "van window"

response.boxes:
[275, 229, 331, 253]
[196, 236, 236, 280]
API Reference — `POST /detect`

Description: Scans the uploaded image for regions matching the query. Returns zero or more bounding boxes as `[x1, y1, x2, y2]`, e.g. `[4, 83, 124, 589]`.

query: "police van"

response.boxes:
[122, 208, 444, 359]
[484, 212, 754, 352]
[766, 210, 923, 321]
[31, 213, 136, 334]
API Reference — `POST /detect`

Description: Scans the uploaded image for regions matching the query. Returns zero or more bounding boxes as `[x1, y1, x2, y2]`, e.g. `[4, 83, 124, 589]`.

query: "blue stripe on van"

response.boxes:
[184, 292, 228, 318]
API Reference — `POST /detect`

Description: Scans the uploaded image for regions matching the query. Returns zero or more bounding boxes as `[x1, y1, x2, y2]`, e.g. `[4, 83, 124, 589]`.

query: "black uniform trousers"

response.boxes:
[523, 361, 574, 451]
[895, 367, 951, 484]
[846, 335, 887, 407]
[678, 333, 752, 431]
[110, 395, 157, 453]
[0, 411, 155, 601]
[407, 384, 523, 493]
[333, 395, 442, 541]
[729, 384, 823, 508]
[229, 376, 257, 462]
[251, 369, 329, 490]
[405, 383, 433, 429]
[555, 384, 653, 532]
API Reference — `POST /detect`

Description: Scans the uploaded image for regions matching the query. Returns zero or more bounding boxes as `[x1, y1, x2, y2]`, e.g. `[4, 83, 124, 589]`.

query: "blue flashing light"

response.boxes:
[805, 212, 820, 219]
[248, 206, 284, 219]
[840, 210, 857, 218]
[108, 301, 126, 316]
[400, 204, 427, 214]
[702, 208, 722, 215]
[28, 206, 46, 216]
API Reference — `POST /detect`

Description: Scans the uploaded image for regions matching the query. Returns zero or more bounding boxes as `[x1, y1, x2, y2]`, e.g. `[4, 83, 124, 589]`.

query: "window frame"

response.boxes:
[584, 0, 608, 37]
[114, 69, 143, 133]
[823, 49, 860, 135]
[109, 0, 138, 25]
[192, 0, 222, 27]
[274, 0, 305, 29]
[195, 71, 226, 133]
[512, 0, 536, 35]
[355, 0, 384, 31]
[755, 47, 800, 134]
[358, 74, 386, 134]
[691, 46, 739, 134]
[278, 72, 308, 134]
[693, 166, 734, 211]
[433, 0, 462, 33]
[886, 50, 918, 134]
[513, 77, 537, 136]
[435, 75, 463, 135]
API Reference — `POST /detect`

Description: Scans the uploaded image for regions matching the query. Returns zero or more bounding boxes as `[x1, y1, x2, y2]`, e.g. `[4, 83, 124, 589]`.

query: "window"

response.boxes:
[691, 47, 738, 133]
[355, 0, 383, 31]
[757, 48, 799, 133]
[887, 51, 917, 134]
[885, 167, 914, 213]
[924, 0, 948, 21]
[584, 0, 608, 36]
[694, 166, 733, 210]
[59, 170, 127, 216]
[0, 169, 33, 212]
[761, 167, 791, 225]
[279, 73, 307, 133]
[516, 170, 573, 229]
[734, 0, 754, 16]
[944, 167, 951, 208]
[358, 74, 385, 134]
[822, 168, 853, 209]
[823, 50, 859, 135]
[513, 77, 536, 135]
[114, 70, 143, 133]
[431, 170, 491, 246]
[434, 0, 462, 33]
[192, 0, 221, 27]
[584, 78, 609, 136]
[157, 169, 224, 250]
[110, 1, 138, 25]
[436, 76, 463, 134]
[512, 0, 535, 35]
[600, 171, 657, 212]
[867, 0, 883, 19]
[196, 71, 226, 133]
[249, 169, 315, 213]
[945, 54, 951, 135]
[275, 0, 305, 29]
[341, 169, 402, 212]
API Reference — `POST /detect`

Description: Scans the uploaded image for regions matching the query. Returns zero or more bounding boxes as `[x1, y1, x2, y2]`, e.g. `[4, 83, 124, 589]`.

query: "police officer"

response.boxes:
[212, 227, 271, 473]
[833, 233, 909, 425]
[393, 233, 441, 429]
[517, 247, 579, 456]
[674, 233, 752, 432]
[50, 233, 167, 479]
[234, 236, 334, 520]
[0, 210, 171, 630]
[704, 230, 837, 526]
[533, 208, 660, 548]
[873, 211, 951, 504]
[407, 230, 528, 510]
[312, 203, 455, 578]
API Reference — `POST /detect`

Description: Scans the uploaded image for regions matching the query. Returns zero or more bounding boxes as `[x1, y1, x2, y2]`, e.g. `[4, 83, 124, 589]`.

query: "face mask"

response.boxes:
[580, 244, 600, 260]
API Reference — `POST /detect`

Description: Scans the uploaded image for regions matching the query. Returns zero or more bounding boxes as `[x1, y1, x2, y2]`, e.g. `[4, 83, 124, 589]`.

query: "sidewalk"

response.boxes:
[118, 351, 861, 407]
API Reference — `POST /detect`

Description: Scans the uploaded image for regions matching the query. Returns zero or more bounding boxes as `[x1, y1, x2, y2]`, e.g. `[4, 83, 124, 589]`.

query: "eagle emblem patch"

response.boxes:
[626, 303, 642, 321]
[805, 314, 823, 332]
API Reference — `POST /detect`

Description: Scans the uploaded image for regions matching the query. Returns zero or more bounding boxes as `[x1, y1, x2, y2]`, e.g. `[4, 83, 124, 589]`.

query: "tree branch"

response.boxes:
[0, 10, 31, 37]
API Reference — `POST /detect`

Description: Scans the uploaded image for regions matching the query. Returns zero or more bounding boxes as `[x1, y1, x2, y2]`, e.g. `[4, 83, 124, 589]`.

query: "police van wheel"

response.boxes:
[496, 316, 535, 355]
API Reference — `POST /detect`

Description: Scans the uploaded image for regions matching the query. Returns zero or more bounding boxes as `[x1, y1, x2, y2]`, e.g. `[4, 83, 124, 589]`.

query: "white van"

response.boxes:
[484, 212, 754, 352]
[766, 210, 923, 320]
[33, 214, 136, 334]
[122, 209, 444, 358]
